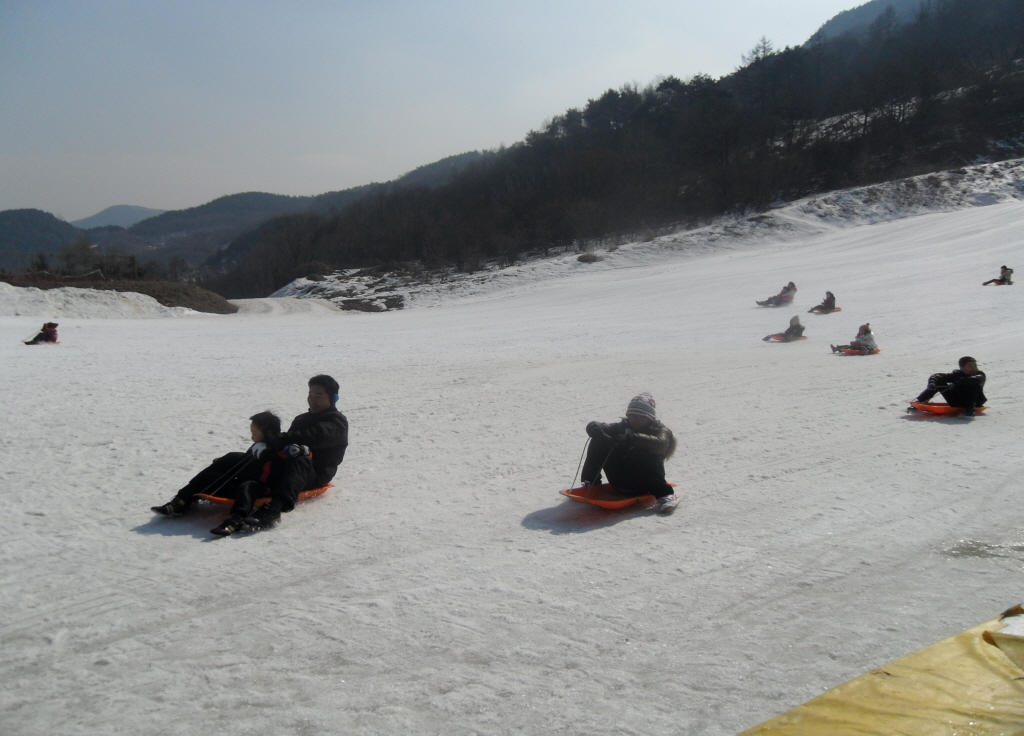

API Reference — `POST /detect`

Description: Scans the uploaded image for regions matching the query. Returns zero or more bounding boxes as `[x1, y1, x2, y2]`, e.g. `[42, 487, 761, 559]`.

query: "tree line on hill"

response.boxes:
[203, 0, 1024, 298]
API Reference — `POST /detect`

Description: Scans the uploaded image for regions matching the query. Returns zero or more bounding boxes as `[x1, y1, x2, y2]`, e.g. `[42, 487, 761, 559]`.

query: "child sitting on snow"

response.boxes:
[831, 323, 877, 354]
[763, 315, 805, 342]
[23, 322, 58, 344]
[808, 291, 836, 313]
[757, 282, 797, 307]
[983, 265, 1013, 285]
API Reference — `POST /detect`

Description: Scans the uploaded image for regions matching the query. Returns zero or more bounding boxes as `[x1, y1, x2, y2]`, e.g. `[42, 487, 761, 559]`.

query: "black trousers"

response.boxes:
[174, 452, 317, 515]
[581, 435, 673, 498]
[917, 375, 987, 408]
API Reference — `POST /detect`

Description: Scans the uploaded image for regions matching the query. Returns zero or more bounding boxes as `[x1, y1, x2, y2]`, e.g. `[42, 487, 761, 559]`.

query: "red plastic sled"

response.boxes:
[908, 402, 986, 415]
[839, 348, 880, 355]
[809, 307, 842, 313]
[196, 483, 333, 508]
[766, 335, 808, 342]
[560, 483, 675, 510]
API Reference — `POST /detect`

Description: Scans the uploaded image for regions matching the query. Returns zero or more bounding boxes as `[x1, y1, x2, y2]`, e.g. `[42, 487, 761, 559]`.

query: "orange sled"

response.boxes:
[908, 402, 986, 415]
[839, 348, 880, 355]
[196, 483, 333, 508]
[560, 483, 675, 510]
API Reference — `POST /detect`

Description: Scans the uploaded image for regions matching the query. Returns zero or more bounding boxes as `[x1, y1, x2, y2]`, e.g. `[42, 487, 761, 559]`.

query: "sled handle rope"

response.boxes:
[198, 450, 256, 498]
[569, 438, 590, 490]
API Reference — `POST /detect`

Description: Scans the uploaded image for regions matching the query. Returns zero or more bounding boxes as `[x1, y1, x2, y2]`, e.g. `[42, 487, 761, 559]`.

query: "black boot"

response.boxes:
[151, 497, 189, 516]
[210, 516, 244, 536]
[242, 504, 281, 530]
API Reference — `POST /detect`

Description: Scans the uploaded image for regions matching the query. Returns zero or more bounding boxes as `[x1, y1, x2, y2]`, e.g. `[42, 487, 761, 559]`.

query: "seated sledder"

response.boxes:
[913, 356, 986, 416]
[582, 393, 679, 514]
[763, 315, 805, 342]
[983, 265, 1014, 285]
[151, 374, 349, 534]
[24, 322, 58, 344]
[808, 291, 837, 313]
[831, 323, 877, 354]
[757, 281, 797, 307]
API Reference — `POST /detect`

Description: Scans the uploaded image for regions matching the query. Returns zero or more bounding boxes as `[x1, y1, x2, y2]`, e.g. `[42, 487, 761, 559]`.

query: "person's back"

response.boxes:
[783, 315, 804, 339]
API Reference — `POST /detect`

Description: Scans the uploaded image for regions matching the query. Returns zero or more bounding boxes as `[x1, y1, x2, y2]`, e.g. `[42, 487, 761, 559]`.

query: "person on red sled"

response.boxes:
[808, 291, 836, 313]
[581, 392, 679, 514]
[24, 322, 58, 344]
[983, 265, 1014, 285]
[831, 323, 877, 354]
[914, 357, 987, 415]
[757, 281, 797, 307]
[151, 375, 349, 534]
[763, 315, 805, 342]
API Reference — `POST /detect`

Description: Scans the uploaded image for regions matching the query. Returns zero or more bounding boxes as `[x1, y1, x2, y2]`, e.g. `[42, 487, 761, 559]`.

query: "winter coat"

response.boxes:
[283, 407, 349, 485]
[929, 369, 986, 392]
[586, 419, 677, 460]
[783, 321, 805, 339]
[1001, 267, 1013, 282]
[851, 332, 877, 351]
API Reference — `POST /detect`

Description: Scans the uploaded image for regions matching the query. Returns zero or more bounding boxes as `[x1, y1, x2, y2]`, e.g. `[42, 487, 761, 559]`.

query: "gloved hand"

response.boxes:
[249, 442, 268, 459]
[283, 444, 311, 459]
[586, 422, 609, 440]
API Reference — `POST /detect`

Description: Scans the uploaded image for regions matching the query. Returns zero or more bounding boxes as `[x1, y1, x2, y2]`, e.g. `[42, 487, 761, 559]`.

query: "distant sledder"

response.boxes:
[808, 291, 840, 313]
[983, 265, 1013, 285]
[565, 393, 679, 514]
[23, 322, 58, 345]
[757, 282, 796, 307]
[763, 315, 805, 342]
[831, 323, 878, 354]
[908, 356, 987, 416]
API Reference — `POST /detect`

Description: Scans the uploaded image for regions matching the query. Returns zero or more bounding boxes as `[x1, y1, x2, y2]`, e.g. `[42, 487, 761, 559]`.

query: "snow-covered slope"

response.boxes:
[2, 162, 1023, 736]
[0, 283, 202, 319]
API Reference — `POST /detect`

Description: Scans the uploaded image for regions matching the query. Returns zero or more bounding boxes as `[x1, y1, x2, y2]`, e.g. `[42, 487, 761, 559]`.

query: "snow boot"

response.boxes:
[210, 516, 245, 536]
[656, 494, 680, 515]
[151, 498, 189, 516]
[242, 505, 281, 531]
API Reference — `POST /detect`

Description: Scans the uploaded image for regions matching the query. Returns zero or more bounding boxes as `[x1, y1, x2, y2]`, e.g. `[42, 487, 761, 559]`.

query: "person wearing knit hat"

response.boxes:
[831, 323, 878, 354]
[581, 393, 679, 514]
[913, 357, 987, 415]
[762, 314, 805, 342]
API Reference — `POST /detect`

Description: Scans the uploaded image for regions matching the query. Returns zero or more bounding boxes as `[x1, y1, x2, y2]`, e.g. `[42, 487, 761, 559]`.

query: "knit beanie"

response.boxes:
[626, 392, 656, 420]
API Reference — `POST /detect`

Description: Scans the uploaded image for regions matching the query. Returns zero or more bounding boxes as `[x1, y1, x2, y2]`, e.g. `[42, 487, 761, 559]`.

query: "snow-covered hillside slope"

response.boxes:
[0, 282, 202, 319]
[2, 161, 1023, 736]
[274, 158, 1024, 311]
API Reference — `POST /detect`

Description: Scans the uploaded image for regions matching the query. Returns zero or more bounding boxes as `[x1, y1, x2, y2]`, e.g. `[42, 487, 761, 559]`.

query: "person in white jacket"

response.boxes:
[832, 323, 878, 354]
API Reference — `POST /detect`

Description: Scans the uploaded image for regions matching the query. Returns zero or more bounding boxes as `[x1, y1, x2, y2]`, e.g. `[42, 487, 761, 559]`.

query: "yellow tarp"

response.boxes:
[740, 606, 1024, 736]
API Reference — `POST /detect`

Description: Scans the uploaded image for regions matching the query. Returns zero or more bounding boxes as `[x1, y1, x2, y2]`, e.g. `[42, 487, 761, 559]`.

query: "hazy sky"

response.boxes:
[0, 1, 860, 221]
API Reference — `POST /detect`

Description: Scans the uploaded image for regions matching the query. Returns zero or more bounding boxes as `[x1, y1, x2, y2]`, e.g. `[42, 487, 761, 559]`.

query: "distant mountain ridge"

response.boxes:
[0, 150, 486, 270]
[71, 205, 165, 229]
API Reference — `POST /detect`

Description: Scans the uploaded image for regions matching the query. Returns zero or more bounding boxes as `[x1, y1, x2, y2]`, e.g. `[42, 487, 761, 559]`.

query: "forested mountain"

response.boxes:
[809, 0, 924, 41]
[0, 210, 82, 269]
[203, 0, 1024, 299]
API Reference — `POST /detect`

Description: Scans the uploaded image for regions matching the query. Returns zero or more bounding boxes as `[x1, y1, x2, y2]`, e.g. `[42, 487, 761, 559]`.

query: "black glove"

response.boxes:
[586, 422, 609, 440]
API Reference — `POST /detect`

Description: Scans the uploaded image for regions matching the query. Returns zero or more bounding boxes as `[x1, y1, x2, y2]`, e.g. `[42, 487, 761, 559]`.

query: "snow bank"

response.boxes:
[0, 282, 203, 318]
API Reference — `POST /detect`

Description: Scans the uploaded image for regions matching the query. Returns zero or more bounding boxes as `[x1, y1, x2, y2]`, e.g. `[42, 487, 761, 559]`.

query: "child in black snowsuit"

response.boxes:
[915, 356, 987, 415]
[763, 315, 805, 342]
[808, 292, 836, 313]
[581, 393, 679, 514]
[24, 322, 58, 344]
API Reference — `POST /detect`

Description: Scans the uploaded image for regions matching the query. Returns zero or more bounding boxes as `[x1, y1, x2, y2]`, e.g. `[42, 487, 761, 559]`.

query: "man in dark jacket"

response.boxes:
[581, 392, 679, 514]
[151, 374, 349, 532]
[915, 357, 987, 415]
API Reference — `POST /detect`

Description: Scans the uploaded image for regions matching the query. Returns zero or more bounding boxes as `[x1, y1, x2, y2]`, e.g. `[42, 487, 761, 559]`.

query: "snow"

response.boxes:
[3, 160, 1024, 735]
[0, 282, 202, 319]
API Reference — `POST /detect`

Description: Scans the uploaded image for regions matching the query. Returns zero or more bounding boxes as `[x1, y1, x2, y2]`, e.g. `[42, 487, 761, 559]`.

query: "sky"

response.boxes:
[0, 0, 860, 221]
